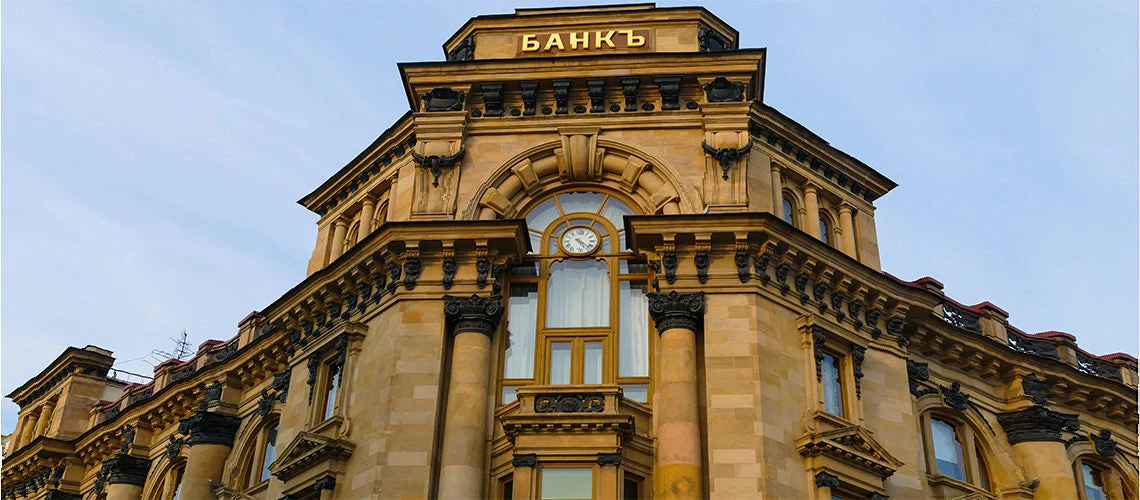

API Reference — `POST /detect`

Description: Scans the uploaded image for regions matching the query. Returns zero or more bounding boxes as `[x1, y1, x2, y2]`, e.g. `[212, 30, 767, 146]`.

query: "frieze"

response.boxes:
[694, 251, 710, 284]
[411, 148, 465, 188]
[701, 140, 752, 180]
[735, 250, 751, 283]
[941, 302, 982, 334]
[596, 453, 622, 466]
[997, 405, 1080, 444]
[442, 256, 457, 290]
[661, 250, 677, 284]
[1076, 352, 1122, 382]
[587, 78, 606, 113]
[553, 80, 571, 114]
[534, 394, 604, 413]
[940, 382, 971, 412]
[169, 363, 196, 383]
[421, 86, 464, 112]
[620, 77, 640, 112]
[1021, 373, 1048, 405]
[654, 75, 682, 111]
[647, 291, 705, 332]
[443, 294, 505, 336]
[749, 122, 881, 202]
[512, 453, 538, 467]
[703, 76, 745, 102]
[814, 470, 840, 489]
[446, 35, 475, 62]
[1090, 429, 1118, 458]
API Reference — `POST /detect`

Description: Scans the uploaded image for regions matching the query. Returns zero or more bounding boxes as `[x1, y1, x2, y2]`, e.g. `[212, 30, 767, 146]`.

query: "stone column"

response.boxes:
[34, 401, 55, 437]
[438, 294, 505, 499]
[803, 183, 821, 239]
[329, 217, 349, 260]
[648, 291, 705, 500]
[179, 410, 242, 500]
[315, 475, 337, 500]
[104, 454, 150, 500]
[18, 412, 39, 448]
[597, 453, 621, 499]
[814, 471, 840, 499]
[770, 163, 784, 219]
[359, 197, 376, 239]
[997, 405, 1081, 499]
[511, 454, 537, 500]
[838, 203, 857, 257]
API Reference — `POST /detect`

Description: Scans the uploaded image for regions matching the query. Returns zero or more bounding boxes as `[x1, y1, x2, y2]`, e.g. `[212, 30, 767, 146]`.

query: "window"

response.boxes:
[500, 192, 652, 404]
[921, 414, 991, 492]
[930, 418, 965, 481]
[540, 468, 593, 500]
[1074, 459, 1123, 500]
[782, 196, 796, 226]
[170, 466, 183, 500]
[321, 361, 341, 421]
[819, 216, 831, 246]
[259, 423, 278, 482]
[820, 352, 844, 417]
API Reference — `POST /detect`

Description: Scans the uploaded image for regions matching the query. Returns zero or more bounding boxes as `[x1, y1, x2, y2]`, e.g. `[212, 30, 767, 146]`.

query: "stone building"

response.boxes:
[3, 4, 1137, 500]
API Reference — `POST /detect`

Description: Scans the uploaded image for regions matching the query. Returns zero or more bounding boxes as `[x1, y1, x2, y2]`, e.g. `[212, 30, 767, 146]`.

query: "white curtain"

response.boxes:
[504, 285, 538, 379]
[549, 342, 571, 384]
[619, 281, 649, 377]
[546, 259, 609, 327]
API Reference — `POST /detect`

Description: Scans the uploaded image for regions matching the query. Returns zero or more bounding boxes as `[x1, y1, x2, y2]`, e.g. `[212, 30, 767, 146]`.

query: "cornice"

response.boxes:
[7, 348, 114, 408]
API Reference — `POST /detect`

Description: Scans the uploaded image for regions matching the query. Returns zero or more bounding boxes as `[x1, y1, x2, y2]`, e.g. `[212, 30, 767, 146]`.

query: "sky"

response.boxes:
[2, 1, 1136, 434]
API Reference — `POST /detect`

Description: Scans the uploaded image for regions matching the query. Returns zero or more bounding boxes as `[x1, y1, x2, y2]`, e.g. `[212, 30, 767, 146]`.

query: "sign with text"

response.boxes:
[518, 29, 653, 54]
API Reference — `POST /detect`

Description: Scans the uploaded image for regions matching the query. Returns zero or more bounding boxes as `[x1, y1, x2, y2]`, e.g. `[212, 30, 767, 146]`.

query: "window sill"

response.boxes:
[926, 473, 995, 499]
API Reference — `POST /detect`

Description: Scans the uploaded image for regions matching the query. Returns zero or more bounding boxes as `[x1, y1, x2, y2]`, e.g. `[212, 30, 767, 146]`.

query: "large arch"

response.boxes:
[461, 137, 702, 220]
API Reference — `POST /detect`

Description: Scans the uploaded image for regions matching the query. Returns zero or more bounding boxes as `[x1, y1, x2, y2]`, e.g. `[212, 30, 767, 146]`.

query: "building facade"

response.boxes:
[3, 4, 1137, 500]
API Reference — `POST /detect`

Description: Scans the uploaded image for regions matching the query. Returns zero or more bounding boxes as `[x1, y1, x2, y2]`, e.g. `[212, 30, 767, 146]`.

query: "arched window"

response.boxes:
[1074, 455, 1133, 500]
[500, 191, 651, 404]
[920, 412, 991, 494]
[782, 196, 795, 227]
[819, 215, 832, 246]
[235, 418, 279, 492]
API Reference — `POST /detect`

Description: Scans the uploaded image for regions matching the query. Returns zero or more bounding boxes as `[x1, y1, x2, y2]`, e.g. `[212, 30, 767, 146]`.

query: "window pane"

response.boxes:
[541, 468, 593, 500]
[584, 342, 603, 384]
[323, 364, 340, 421]
[549, 343, 571, 384]
[1083, 464, 1107, 500]
[623, 478, 640, 500]
[501, 386, 518, 404]
[558, 192, 606, 215]
[931, 418, 965, 481]
[782, 198, 795, 226]
[260, 424, 278, 482]
[546, 259, 609, 327]
[975, 446, 989, 491]
[821, 352, 844, 417]
[621, 384, 648, 403]
[819, 219, 830, 245]
[505, 284, 538, 379]
[526, 198, 561, 232]
[171, 467, 184, 500]
[619, 281, 649, 377]
[599, 196, 635, 230]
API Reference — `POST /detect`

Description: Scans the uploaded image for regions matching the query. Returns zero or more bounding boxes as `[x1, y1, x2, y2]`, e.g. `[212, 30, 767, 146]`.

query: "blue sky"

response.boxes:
[2, 1, 1136, 433]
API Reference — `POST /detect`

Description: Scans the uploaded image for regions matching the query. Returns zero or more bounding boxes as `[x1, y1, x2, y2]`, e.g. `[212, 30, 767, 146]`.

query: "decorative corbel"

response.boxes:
[411, 148, 465, 188]
[701, 140, 752, 180]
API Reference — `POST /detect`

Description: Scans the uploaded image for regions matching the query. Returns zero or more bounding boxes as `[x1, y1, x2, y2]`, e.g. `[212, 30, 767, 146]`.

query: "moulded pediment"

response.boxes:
[268, 430, 354, 483]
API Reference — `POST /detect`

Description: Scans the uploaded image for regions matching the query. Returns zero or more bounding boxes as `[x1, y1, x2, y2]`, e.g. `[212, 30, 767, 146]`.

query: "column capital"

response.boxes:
[997, 405, 1080, 444]
[104, 454, 150, 486]
[444, 294, 504, 336]
[802, 181, 820, 194]
[647, 291, 705, 332]
[838, 202, 855, 214]
[333, 216, 350, 228]
[813, 470, 840, 488]
[180, 410, 242, 447]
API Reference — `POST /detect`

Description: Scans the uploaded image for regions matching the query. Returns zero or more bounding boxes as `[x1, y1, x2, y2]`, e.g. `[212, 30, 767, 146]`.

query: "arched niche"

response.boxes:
[461, 137, 701, 220]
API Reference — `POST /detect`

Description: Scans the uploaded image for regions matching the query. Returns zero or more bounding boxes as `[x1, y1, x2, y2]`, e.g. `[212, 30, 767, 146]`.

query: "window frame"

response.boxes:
[1073, 455, 1130, 500]
[920, 412, 993, 494]
[808, 325, 864, 424]
[237, 417, 280, 492]
[496, 190, 654, 406]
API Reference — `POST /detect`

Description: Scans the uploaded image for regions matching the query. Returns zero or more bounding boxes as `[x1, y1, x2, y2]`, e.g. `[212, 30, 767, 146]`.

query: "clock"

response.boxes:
[559, 226, 600, 255]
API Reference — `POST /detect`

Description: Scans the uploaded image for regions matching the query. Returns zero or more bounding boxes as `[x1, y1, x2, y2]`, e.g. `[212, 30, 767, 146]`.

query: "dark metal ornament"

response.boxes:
[701, 141, 752, 180]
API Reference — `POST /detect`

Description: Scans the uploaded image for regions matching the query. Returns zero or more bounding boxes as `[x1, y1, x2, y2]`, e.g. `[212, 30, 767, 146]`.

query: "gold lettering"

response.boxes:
[570, 31, 589, 49]
[544, 33, 565, 51]
[595, 30, 615, 48]
[624, 29, 646, 47]
[521, 34, 540, 52]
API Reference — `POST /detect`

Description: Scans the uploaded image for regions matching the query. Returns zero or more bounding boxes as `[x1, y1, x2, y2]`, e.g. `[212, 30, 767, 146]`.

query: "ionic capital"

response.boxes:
[443, 294, 504, 336]
[647, 291, 705, 333]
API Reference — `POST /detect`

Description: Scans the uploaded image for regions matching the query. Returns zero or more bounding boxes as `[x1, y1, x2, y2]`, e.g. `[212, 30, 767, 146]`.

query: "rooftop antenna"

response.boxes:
[147, 329, 194, 365]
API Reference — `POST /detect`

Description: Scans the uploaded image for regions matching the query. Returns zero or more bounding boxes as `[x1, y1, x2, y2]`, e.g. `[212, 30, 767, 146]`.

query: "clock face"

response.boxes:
[560, 226, 600, 255]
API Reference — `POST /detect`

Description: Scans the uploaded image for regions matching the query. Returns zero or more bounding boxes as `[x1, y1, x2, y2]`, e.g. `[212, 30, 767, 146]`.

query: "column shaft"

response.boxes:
[19, 413, 39, 447]
[329, 218, 349, 260]
[438, 331, 492, 498]
[104, 483, 143, 500]
[770, 164, 784, 219]
[804, 184, 821, 239]
[1011, 441, 1078, 498]
[180, 443, 233, 499]
[838, 204, 858, 257]
[34, 403, 54, 437]
[359, 198, 376, 239]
